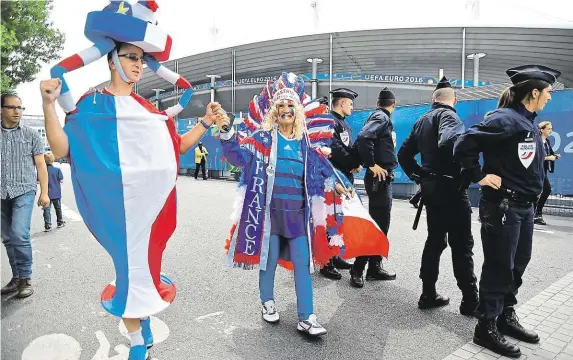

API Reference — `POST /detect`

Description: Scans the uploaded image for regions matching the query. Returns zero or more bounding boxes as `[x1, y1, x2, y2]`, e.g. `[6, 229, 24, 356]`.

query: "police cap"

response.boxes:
[434, 76, 452, 91]
[506, 65, 561, 86]
[330, 88, 358, 100]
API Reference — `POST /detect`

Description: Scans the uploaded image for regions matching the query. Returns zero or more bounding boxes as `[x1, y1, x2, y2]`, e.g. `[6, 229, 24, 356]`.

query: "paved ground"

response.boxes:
[2, 164, 573, 360]
[445, 271, 573, 360]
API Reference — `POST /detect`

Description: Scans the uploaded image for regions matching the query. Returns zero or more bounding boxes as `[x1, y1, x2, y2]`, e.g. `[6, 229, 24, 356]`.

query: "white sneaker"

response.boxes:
[297, 314, 327, 336]
[261, 300, 280, 324]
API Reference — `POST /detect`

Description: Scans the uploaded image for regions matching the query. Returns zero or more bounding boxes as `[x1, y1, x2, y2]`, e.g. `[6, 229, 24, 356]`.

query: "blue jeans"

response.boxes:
[43, 198, 63, 226]
[1, 191, 35, 278]
[259, 235, 313, 321]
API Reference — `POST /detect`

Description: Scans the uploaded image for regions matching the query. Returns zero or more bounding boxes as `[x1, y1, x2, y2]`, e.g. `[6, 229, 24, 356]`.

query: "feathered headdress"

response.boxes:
[240, 71, 334, 151]
[51, 0, 193, 116]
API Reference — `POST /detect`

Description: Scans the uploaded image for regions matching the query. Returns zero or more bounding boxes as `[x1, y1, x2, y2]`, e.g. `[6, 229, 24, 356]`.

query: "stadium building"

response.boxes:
[124, 27, 573, 117]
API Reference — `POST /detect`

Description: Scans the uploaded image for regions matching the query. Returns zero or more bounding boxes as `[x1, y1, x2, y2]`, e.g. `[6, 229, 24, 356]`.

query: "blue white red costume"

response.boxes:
[50, 0, 191, 318]
[223, 73, 389, 272]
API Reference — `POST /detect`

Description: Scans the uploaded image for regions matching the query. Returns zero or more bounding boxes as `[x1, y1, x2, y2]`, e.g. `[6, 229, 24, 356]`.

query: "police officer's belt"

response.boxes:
[482, 187, 537, 206]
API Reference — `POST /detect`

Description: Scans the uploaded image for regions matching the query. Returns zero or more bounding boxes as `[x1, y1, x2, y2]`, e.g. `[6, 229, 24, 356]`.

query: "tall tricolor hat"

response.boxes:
[506, 65, 561, 86]
[86, 0, 171, 61]
[51, 0, 193, 115]
[434, 76, 452, 91]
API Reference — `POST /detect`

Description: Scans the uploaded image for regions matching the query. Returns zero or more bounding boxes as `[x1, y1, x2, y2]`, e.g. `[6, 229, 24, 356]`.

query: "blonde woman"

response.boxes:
[534, 121, 561, 225]
[42, 152, 65, 232]
[215, 84, 353, 337]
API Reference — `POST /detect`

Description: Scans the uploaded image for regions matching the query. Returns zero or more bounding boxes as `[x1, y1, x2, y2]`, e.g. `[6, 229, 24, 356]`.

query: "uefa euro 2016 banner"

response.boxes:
[178, 89, 573, 195]
[150, 73, 491, 102]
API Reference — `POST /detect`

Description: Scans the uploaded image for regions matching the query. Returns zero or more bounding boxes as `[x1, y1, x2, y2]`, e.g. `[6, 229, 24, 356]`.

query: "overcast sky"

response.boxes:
[15, 0, 573, 116]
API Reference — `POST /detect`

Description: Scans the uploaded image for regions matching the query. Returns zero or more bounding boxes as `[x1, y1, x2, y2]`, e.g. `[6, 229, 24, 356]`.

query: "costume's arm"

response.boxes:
[311, 150, 353, 192]
[144, 54, 194, 117]
[220, 128, 254, 167]
[50, 38, 116, 113]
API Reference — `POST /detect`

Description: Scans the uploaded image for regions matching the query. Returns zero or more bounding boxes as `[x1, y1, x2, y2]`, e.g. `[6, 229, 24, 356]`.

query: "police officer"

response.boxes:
[397, 77, 478, 313]
[350, 87, 397, 288]
[319, 88, 363, 280]
[454, 65, 561, 358]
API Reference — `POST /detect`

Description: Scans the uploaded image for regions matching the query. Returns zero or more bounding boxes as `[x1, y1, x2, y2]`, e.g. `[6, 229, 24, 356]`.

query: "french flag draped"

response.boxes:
[65, 90, 179, 318]
[336, 195, 389, 259]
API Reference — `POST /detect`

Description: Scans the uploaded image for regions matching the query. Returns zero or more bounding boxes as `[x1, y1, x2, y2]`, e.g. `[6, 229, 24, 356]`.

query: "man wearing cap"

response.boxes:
[350, 87, 398, 288]
[318, 88, 362, 280]
[398, 76, 478, 314]
[454, 65, 560, 358]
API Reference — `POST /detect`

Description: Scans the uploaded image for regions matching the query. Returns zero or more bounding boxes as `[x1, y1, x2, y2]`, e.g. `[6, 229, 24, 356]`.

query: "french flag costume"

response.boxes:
[50, 0, 192, 318]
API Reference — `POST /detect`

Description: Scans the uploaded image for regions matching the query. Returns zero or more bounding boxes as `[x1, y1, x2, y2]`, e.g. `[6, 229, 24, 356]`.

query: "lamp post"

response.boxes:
[151, 88, 165, 109]
[206, 75, 221, 103]
[466, 53, 486, 87]
[306, 58, 323, 98]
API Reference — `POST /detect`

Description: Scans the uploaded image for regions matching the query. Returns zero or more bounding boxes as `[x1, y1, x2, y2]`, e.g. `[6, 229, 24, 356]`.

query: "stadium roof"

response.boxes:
[134, 26, 573, 99]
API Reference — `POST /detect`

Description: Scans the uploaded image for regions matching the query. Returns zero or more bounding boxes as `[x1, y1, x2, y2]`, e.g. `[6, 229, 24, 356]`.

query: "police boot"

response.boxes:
[349, 268, 364, 288]
[418, 283, 450, 309]
[474, 318, 521, 358]
[534, 214, 547, 226]
[497, 307, 539, 343]
[365, 259, 396, 281]
[319, 260, 342, 280]
[332, 257, 352, 270]
[460, 290, 479, 316]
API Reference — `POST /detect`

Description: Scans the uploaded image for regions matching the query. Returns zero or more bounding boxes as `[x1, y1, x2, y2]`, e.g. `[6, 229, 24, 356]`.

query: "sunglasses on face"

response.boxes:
[2, 105, 25, 111]
[118, 53, 144, 62]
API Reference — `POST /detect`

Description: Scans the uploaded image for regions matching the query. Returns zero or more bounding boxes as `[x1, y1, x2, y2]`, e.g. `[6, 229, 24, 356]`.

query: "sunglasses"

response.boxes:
[2, 105, 25, 111]
[118, 53, 144, 62]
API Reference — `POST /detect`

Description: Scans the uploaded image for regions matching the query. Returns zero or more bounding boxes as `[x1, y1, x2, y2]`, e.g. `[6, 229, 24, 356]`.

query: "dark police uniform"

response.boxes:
[319, 89, 361, 280]
[454, 65, 561, 358]
[329, 89, 362, 184]
[351, 87, 397, 285]
[398, 77, 478, 313]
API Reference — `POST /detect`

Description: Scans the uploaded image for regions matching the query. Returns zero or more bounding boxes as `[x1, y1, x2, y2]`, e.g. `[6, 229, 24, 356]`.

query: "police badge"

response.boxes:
[340, 131, 350, 146]
[518, 142, 536, 169]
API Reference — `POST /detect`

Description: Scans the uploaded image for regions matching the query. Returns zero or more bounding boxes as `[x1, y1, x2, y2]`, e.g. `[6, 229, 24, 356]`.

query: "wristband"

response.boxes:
[200, 118, 211, 130]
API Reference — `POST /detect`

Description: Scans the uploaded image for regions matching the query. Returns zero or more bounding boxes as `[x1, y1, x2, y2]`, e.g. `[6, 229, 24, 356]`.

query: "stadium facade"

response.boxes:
[118, 26, 573, 118]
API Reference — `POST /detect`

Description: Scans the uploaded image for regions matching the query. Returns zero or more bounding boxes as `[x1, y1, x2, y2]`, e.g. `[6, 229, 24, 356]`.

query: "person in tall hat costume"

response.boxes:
[215, 72, 389, 337]
[39, 1, 226, 358]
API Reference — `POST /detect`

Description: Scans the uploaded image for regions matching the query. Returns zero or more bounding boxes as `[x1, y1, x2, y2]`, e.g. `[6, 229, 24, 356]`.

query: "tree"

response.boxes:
[1, 0, 65, 92]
